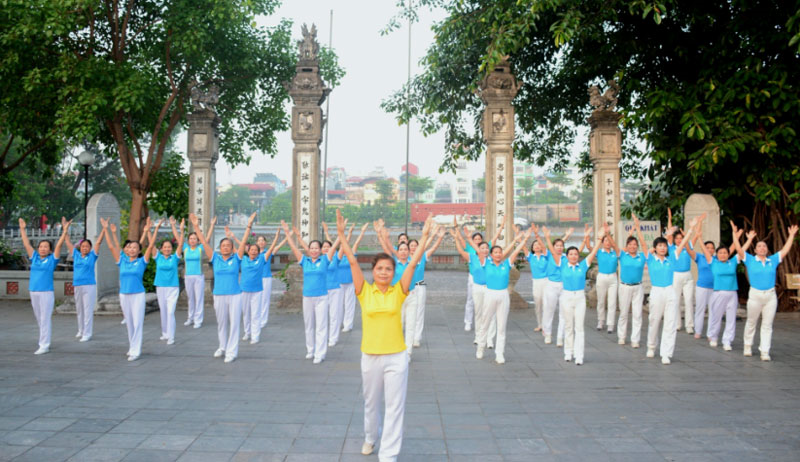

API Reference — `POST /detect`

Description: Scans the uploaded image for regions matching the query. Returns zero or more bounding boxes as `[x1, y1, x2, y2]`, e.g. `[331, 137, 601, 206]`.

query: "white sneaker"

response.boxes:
[80, 336, 91, 342]
[476, 346, 484, 359]
[312, 357, 323, 364]
[575, 358, 583, 366]
[167, 339, 175, 345]
[127, 355, 139, 362]
[242, 334, 250, 341]
[607, 329, 613, 334]
[495, 353, 505, 364]
[744, 345, 753, 357]
[661, 357, 671, 365]
[250, 338, 259, 345]
[361, 442, 374, 455]
[464, 323, 472, 332]
[487, 343, 494, 349]
[213, 349, 224, 358]
[159, 334, 168, 341]
[121, 319, 126, 325]
[709, 340, 718, 347]
[761, 352, 771, 361]
[646, 348, 655, 358]
[556, 340, 563, 347]
[618, 339, 625, 345]
[224, 356, 236, 363]
[305, 353, 313, 359]
[75, 332, 82, 338]
[327, 342, 335, 347]
[193, 323, 202, 329]
[413, 341, 420, 348]
[544, 335, 552, 345]
[342, 327, 352, 333]
[564, 355, 572, 362]
[632, 342, 640, 349]
[686, 327, 694, 334]
[184, 320, 192, 326]
[596, 322, 603, 331]
[34, 347, 49, 355]
[723, 344, 732, 351]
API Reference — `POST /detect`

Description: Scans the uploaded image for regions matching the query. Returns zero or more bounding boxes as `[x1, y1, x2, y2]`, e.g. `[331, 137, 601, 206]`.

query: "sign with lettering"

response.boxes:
[620, 221, 661, 249]
[495, 156, 507, 246]
[193, 171, 207, 227]
[299, 152, 312, 241]
[604, 172, 616, 231]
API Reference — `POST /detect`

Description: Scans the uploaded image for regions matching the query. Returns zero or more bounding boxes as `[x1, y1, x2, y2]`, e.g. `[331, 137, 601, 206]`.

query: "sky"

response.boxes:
[178, 0, 582, 187]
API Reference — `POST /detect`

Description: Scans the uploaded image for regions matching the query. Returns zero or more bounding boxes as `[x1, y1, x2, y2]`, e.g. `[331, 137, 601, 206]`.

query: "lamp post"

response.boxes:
[77, 150, 95, 240]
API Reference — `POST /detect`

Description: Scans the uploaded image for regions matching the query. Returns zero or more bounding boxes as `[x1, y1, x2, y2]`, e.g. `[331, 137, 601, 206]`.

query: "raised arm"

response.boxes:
[263, 228, 282, 260]
[351, 223, 369, 254]
[61, 217, 75, 255]
[102, 219, 121, 262]
[291, 226, 311, 253]
[730, 221, 747, 261]
[491, 215, 506, 244]
[236, 212, 256, 258]
[190, 214, 215, 260]
[540, 226, 559, 264]
[673, 217, 697, 259]
[425, 227, 446, 259]
[326, 236, 341, 260]
[579, 226, 593, 253]
[336, 209, 364, 295]
[169, 216, 181, 242]
[779, 225, 799, 260]
[175, 219, 185, 258]
[143, 219, 162, 262]
[604, 222, 619, 254]
[94, 225, 106, 255]
[666, 207, 675, 245]
[400, 215, 433, 294]
[280, 220, 304, 262]
[54, 219, 72, 259]
[337, 224, 355, 258]
[562, 226, 575, 243]
[505, 228, 532, 262]
[584, 227, 604, 266]
[17, 218, 35, 258]
[451, 228, 470, 261]
[631, 213, 648, 256]
[139, 216, 152, 247]
[225, 226, 241, 247]
[204, 216, 217, 245]
[461, 225, 481, 253]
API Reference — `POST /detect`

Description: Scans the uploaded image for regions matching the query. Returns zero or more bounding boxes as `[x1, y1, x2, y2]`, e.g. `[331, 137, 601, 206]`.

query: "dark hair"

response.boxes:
[478, 241, 490, 249]
[372, 252, 396, 269]
[566, 246, 579, 256]
[245, 243, 259, 253]
[625, 236, 638, 245]
[309, 240, 322, 249]
[716, 245, 729, 254]
[674, 230, 684, 239]
[79, 239, 93, 249]
[553, 238, 564, 247]
[159, 239, 174, 249]
[408, 239, 419, 246]
[704, 240, 715, 247]
[188, 232, 198, 239]
[490, 245, 502, 254]
[322, 240, 333, 247]
[123, 240, 141, 254]
[397, 242, 409, 251]
[471, 232, 483, 240]
[218, 237, 232, 248]
[653, 237, 669, 252]
[397, 233, 408, 241]
[37, 240, 53, 251]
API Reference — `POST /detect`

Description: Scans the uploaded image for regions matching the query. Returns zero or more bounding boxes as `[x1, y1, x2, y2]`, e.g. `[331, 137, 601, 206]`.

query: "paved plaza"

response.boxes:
[2, 270, 800, 461]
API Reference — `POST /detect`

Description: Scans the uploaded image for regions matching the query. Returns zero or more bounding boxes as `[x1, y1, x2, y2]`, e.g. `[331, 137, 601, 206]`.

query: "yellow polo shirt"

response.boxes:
[357, 281, 408, 354]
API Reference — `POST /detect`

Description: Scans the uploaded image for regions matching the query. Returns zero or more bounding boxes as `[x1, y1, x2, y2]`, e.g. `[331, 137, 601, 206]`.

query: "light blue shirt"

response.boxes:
[337, 254, 354, 284]
[241, 254, 265, 292]
[647, 254, 676, 288]
[326, 254, 340, 291]
[466, 239, 491, 257]
[118, 256, 146, 294]
[411, 254, 427, 286]
[212, 253, 241, 295]
[30, 253, 58, 292]
[561, 260, 589, 292]
[153, 253, 180, 287]
[669, 244, 693, 272]
[619, 252, 646, 284]
[695, 254, 714, 289]
[484, 258, 511, 290]
[261, 253, 273, 278]
[182, 243, 204, 276]
[300, 255, 328, 297]
[527, 252, 549, 279]
[596, 249, 618, 274]
[72, 249, 98, 286]
[711, 256, 740, 291]
[546, 254, 563, 283]
[391, 257, 410, 286]
[469, 254, 487, 286]
[744, 253, 781, 291]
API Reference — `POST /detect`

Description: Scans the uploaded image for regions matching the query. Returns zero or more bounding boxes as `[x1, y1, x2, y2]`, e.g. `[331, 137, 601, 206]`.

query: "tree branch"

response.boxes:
[125, 114, 144, 169]
[143, 95, 184, 189]
[1, 132, 54, 174]
[120, 0, 135, 51]
[0, 133, 14, 164]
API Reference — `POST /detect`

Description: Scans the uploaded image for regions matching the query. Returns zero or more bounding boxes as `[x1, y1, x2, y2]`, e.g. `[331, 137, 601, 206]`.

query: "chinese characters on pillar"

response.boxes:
[193, 171, 207, 227]
[495, 156, 507, 245]
[299, 153, 312, 241]
[603, 172, 616, 230]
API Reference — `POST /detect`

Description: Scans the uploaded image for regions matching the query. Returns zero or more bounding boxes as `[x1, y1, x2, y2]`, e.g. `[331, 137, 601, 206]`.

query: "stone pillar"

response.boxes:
[87, 193, 120, 299]
[479, 57, 520, 248]
[588, 80, 623, 238]
[287, 24, 330, 243]
[186, 108, 220, 237]
[684, 194, 721, 282]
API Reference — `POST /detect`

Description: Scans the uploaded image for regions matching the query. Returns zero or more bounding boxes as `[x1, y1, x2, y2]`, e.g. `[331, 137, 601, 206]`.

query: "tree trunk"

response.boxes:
[128, 187, 148, 242]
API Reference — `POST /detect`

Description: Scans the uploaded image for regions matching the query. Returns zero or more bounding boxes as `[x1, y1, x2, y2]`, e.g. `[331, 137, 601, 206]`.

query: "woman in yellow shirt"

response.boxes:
[335, 209, 432, 462]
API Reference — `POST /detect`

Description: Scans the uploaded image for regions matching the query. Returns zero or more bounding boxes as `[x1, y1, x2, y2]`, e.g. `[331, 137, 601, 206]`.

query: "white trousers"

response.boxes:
[260, 277, 273, 328]
[303, 295, 328, 361]
[596, 272, 618, 328]
[672, 271, 695, 330]
[561, 290, 586, 361]
[30, 291, 54, 349]
[401, 288, 418, 355]
[543, 279, 565, 341]
[156, 286, 179, 341]
[472, 284, 496, 346]
[213, 294, 242, 359]
[328, 287, 344, 345]
[74, 284, 96, 338]
[341, 282, 356, 331]
[185, 275, 205, 326]
[413, 284, 427, 344]
[694, 286, 713, 336]
[362, 351, 408, 462]
[464, 274, 475, 326]
[744, 287, 778, 354]
[646, 286, 676, 359]
[532, 278, 546, 329]
[708, 290, 738, 346]
[242, 291, 262, 340]
[119, 292, 145, 357]
[479, 288, 509, 356]
[617, 284, 643, 344]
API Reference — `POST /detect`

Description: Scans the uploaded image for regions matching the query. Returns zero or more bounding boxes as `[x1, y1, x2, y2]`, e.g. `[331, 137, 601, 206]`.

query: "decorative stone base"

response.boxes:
[275, 265, 303, 313]
[56, 293, 159, 315]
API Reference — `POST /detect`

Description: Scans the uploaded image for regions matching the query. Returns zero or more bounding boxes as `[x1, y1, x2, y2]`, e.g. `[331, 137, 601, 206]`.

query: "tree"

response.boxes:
[375, 179, 395, 205]
[6, 1, 343, 240]
[216, 186, 256, 217]
[148, 151, 189, 219]
[517, 177, 535, 194]
[406, 175, 434, 200]
[385, 0, 800, 309]
[475, 177, 486, 192]
[261, 190, 292, 223]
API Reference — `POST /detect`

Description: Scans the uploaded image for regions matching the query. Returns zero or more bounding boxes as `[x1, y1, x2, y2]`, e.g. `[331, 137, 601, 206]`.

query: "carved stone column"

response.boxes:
[588, 81, 623, 239]
[187, 108, 220, 235]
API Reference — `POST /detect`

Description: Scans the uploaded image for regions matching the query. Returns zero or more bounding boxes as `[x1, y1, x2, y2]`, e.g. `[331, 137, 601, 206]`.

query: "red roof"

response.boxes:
[236, 183, 274, 192]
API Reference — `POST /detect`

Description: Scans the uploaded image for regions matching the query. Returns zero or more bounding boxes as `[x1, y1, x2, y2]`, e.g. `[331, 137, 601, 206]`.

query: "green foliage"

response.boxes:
[475, 177, 486, 192]
[406, 175, 434, 197]
[375, 179, 395, 205]
[148, 152, 189, 219]
[216, 186, 257, 216]
[142, 259, 156, 293]
[0, 239, 25, 268]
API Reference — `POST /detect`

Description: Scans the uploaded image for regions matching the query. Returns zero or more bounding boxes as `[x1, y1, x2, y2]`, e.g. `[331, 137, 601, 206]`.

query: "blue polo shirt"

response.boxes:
[72, 249, 98, 286]
[391, 257, 410, 286]
[484, 258, 511, 290]
[669, 244, 693, 272]
[695, 254, 714, 289]
[30, 253, 58, 292]
[561, 260, 589, 292]
[411, 254, 427, 286]
[596, 249, 618, 274]
[546, 254, 564, 283]
[326, 254, 341, 291]
[118, 256, 146, 294]
[469, 254, 487, 285]
[527, 253, 549, 279]
[647, 254, 676, 288]
[711, 256, 739, 291]
[744, 253, 781, 291]
[211, 253, 241, 295]
[467, 239, 491, 257]
[261, 253, 273, 278]
[619, 252, 646, 284]
[182, 244, 204, 276]
[337, 254, 354, 284]
[153, 253, 180, 287]
[300, 255, 328, 297]
[241, 254, 265, 292]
